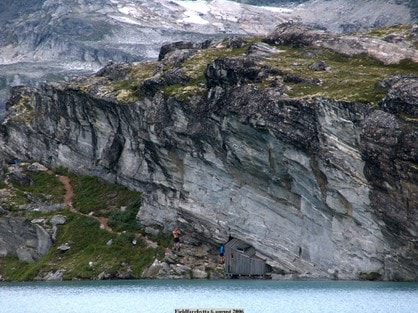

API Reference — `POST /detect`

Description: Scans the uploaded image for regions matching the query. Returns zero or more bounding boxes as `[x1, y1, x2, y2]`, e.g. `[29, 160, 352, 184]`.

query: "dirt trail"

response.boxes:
[58, 175, 113, 233]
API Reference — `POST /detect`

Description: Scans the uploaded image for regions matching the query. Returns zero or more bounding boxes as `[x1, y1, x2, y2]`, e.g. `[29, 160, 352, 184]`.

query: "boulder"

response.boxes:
[380, 75, 418, 117]
[95, 62, 132, 81]
[263, 22, 326, 47]
[31, 218, 46, 225]
[35, 269, 65, 281]
[247, 42, 280, 57]
[140, 68, 189, 97]
[205, 57, 282, 89]
[160, 49, 198, 68]
[16, 247, 38, 263]
[0, 217, 52, 262]
[8, 171, 32, 186]
[158, 40, 211, 61]
[309, 60, 331, 71]
[27, 162, 49, 172]
[57, 244, 71, 253]
[141, 259, 167, 278]
[50, 215, 67, 226]
[192, 267, 208, 279]
[171, 264, 191, 277]
[322, 35, 418, 64]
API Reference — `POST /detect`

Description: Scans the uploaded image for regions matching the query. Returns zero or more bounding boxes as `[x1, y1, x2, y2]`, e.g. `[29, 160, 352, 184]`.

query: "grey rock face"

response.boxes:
[0, 217, 52, 262]
[0, 0, 289, 115]
[35, 269, 65, 281]
[50, 215, 67, 226]
[263, 22, 327, 47]
[0, 49, 416, 281]
[359, 77, 418, 281]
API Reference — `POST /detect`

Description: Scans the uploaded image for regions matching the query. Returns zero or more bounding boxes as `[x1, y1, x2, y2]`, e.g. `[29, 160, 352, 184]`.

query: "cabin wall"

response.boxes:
[225, 248, 266, 277]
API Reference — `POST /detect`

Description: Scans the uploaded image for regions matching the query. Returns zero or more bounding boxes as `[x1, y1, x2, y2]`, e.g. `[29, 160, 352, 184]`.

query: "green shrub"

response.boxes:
[0, 180, 7, 189]
[108, 200, 141, 232]
[70, 174, 141, 216]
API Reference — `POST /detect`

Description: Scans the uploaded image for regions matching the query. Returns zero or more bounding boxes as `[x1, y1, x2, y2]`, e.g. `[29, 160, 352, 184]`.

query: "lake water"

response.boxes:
[1, 279, 417, 313]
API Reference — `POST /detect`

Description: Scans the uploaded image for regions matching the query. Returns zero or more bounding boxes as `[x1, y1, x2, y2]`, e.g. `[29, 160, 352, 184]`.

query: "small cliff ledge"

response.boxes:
[1, 23, 417, 281]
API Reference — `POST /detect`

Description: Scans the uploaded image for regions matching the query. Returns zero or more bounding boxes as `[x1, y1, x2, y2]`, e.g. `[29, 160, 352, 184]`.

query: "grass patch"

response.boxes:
[0, 256, 41, 281]
[5, 170, 65, 210]
[14, 171, 65, 202]
[161, 38, 258, 98]
[108, 199, 141, 232]
[0, 211, 156, 281]
[0, 180, 7, 189]
[162, 77, 207, 102]
[70, 174, 141, 217]
[0, 167, 155, 281]
[110, 62, 159, 103]
[77, 62, 158, 103]
[263, 47, 418, 104]
[367, 24, 412, 38]
[53, 212, 154, 280]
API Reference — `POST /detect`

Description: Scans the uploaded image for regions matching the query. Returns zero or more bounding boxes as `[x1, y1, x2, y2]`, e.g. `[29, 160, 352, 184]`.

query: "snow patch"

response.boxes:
[173, 0, 210, 25]
[109, 14, 142, 25]
[178, 14, 210, 25]
[173, 0, 211, 14]
[118, 5, 137, 15]
[260, 6, 293, 14]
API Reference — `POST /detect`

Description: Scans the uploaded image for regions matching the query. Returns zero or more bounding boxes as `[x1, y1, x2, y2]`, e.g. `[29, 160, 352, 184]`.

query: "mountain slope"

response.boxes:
[1, 24, 417, 281]
[0, 0, 416, 115]
[0, 0, 291, 114]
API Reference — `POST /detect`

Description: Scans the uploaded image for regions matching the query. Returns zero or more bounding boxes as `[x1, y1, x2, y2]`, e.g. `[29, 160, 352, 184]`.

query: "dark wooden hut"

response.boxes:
[224, 238, 266, 278]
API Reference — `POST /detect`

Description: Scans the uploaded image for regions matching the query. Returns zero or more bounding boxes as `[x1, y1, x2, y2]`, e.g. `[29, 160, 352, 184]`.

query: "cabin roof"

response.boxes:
[225, 238, 256, 257]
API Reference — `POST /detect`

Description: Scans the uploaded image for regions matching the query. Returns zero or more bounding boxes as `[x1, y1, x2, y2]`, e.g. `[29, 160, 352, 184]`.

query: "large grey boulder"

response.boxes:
[0, 217, 52, 263]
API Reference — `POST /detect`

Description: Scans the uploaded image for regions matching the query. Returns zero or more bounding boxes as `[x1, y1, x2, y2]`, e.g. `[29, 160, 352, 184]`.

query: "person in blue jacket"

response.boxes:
[219, 244, 225, 264]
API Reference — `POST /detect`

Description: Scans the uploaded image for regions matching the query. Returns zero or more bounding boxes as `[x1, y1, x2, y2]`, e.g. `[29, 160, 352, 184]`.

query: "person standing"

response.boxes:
[219, 244, 225, 264]
[172, 227, 181, 251]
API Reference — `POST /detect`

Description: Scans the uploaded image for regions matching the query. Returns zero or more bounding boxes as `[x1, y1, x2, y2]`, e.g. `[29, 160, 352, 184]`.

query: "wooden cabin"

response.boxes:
[224, 238, 266, 278]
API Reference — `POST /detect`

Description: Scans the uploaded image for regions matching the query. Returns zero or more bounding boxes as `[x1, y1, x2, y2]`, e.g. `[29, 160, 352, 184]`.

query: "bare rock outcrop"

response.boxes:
[0, 28, 417, 281]
[263, 22, 327, 47]
[0, 217, 52, 263]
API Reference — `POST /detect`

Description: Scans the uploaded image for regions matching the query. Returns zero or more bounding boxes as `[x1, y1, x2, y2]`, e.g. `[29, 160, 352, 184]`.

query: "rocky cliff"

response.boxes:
[1, 0, 416, 116]
[0, 0, 290, 115]
[1, 23, 417, 281]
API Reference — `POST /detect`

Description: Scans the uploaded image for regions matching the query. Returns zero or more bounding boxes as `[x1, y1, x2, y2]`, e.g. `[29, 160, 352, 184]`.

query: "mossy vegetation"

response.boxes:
[367, 24, 412, 38]
[0, 211, 157, 281]
[161, 38, 259, 98]
[263, 47, 418, 104]
[111, 62, 159, 103]
[359, 271, 382, 281]
[47, 212, 155, 280]
[134, 26, 417, 105]
[0, 167, 169, 281]
[14, 171, 66, 203]
[78, 61, 159, 103]
[11, 94, 35, 122]
[1, 169, 65, 211]
[73, 26, 417, 106]
[69, 174, 140, 216]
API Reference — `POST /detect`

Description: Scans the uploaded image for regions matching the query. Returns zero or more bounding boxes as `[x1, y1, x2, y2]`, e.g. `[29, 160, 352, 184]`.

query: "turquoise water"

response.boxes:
[1, 280, 417, 313]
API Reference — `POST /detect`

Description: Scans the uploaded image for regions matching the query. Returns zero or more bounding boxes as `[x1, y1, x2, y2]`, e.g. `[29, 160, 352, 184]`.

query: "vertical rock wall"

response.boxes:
[0, 74, 416, 280]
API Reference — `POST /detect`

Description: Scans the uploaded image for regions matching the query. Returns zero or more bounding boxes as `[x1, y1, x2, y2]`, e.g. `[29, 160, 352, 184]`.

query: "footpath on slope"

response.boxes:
[57, 175, 113, 233]
[57, 174, 224, 279]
